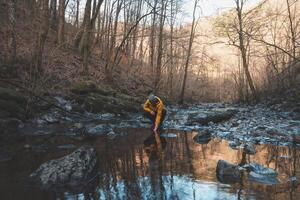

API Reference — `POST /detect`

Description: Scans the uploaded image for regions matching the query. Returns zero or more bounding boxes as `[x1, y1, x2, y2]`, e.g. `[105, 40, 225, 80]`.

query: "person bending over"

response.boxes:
[143, 93, 166, 134]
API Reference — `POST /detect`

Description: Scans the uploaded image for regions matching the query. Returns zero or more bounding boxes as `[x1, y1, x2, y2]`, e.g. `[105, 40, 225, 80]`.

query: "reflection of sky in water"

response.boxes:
[64, 175, 257, 200]
[2, 126, 299, 200]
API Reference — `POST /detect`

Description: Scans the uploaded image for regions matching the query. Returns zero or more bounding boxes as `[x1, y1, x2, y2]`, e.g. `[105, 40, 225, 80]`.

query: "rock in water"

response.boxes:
[216, 160, 241, 184]
[193, 129, 212, 144]
[229, 140, 241, 150]
[243, 162, 279, 184]
[187, 108, 237, 125]
[160, 133, 177, 138]
[243, 143, 256, 155]
[70, 81, 142, 114]
[86, 124, 113, 135]
[30, 147, 97, 190]
[248, 172, 279, 185]
[243, 162, 278, 177]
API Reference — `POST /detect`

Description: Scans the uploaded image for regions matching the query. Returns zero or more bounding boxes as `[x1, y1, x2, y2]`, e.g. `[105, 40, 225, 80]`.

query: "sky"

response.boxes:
[74, 0, 264, 24]
[182, 0, 263, 20]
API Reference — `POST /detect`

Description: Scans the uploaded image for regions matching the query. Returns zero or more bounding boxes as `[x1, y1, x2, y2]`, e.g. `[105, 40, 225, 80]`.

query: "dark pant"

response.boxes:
[143, 109, 166, 131]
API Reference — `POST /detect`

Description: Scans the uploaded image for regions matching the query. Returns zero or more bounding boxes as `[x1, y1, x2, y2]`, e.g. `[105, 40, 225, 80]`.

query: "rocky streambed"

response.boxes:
[0, 84, 300, 199]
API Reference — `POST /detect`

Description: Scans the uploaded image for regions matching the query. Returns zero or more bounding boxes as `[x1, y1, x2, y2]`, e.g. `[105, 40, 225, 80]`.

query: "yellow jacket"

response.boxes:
[143, 96, 164, 129]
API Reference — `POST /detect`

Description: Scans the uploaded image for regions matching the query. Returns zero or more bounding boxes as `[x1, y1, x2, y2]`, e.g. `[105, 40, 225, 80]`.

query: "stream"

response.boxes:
[0, 100, 299, 200]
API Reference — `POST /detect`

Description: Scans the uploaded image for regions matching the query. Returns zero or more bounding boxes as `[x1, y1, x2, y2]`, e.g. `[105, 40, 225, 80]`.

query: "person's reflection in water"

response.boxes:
[143, 133, 167, 162]
[143, 133, 167, 199]
[237, 148, 247, 200]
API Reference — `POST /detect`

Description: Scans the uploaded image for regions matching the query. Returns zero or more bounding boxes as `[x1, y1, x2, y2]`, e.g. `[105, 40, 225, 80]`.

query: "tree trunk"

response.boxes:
[79, 0, 104, 75]
[75, 0, 80, 28]
[8, 0, 17, 62]
[92, 0, 97, 18]
[95, 10, 101, 44]
[286, 0, 297, 83]
[104, 0, 121, 75]
[50, 0, 57, 28]
[236, 0, 258, 102]
[99, 0, 108, 57]
[32, 0, 49, 77]
[130, 0, 143, 66]
[149, 0, 158, 76]
[286, 0, 296, 60]
[168, 0, 176, 98]
[154, 0, 166, 93]
[57, 0, 65, 45]
[178, 0, 197, 104]
[79, 0, 92, 75]
[74, 0, 91, 48]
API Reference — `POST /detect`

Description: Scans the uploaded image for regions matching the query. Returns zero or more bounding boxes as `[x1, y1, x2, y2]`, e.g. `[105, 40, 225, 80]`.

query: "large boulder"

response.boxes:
[30, 147, 97, 190]
[216, 160, 241, 184]
[193, 129, 212, 144]
[70, 81, 142, 114]
[70, 81, 99, 95]
[187, 108, 237, 125]
[84, 93, 140, 113]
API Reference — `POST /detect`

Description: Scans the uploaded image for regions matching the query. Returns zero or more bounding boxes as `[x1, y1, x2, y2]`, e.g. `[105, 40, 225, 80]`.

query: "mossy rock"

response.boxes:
[115, 92, 143, 103]
[71, 81, 117, 96]
[83, 93, 140, 113]
[70, 81, 142, 113]
[84, 93, 107, 113]
[70, 81, 98, 95]
[187, 108, 238, 125]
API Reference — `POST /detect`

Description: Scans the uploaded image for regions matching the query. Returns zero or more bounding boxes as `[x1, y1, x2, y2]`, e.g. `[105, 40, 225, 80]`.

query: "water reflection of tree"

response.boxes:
[91, 130, 300, 200]
[245, 143, 300, 200]
[92, 131, 195, 199]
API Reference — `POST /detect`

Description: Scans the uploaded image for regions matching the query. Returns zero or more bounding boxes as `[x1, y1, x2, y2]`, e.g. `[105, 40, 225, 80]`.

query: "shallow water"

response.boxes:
[0, 128, 299, 200]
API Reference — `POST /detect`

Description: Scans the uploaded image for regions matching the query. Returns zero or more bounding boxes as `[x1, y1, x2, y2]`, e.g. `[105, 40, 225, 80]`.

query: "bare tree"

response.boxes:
[75, 0, 80, 28]
[149, 0, 158, 76]
[50, 0, 57, 28]
[154, 0, 167, 92]
[178, 0, 198, 104]
[235, 0, 258, 101]
[286, 0, 297, 61]
[32, 0, 50, 77]
[58, 0, 65, 45]
[8, 0, 17, 62]
[75, 0, 104, 75]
